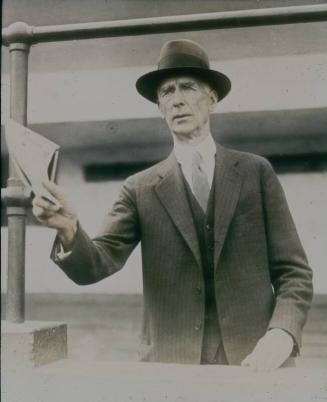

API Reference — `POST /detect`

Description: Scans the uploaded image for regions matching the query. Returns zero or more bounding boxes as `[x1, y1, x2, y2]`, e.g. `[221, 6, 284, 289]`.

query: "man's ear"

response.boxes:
[208, 90, 218, 112]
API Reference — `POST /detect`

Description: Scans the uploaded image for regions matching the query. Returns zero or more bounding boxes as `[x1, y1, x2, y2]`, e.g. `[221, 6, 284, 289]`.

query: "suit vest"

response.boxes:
[182, 171, 222, 363]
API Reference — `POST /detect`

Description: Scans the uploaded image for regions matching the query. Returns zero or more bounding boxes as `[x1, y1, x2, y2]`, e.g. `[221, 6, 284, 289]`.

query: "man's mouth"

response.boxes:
[173, 114, 192, 121]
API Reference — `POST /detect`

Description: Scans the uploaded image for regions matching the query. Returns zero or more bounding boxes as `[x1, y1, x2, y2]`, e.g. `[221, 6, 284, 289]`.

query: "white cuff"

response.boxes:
[56, 243, 72, 260]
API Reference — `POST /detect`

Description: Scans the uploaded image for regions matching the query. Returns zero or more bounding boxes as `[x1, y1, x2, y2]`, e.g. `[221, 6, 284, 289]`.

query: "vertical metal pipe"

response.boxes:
[6, 43, 30, 323]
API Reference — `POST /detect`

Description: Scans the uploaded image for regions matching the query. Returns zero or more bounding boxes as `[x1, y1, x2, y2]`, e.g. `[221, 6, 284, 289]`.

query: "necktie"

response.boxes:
[192, 150, 210, 212]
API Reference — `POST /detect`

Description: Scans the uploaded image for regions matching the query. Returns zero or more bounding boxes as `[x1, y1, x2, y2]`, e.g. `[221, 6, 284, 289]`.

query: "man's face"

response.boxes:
[157, 76, 217, 142]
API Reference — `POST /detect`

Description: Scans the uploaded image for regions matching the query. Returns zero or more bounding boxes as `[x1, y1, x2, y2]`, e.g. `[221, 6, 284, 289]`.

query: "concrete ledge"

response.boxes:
[2, 361, 327, 402]
[1, 320, 67, 368]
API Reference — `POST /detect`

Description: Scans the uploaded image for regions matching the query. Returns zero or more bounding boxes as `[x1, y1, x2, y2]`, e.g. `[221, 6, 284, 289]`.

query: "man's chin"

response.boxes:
[171, 125, 196, 139]
[172, 130, 193, 140]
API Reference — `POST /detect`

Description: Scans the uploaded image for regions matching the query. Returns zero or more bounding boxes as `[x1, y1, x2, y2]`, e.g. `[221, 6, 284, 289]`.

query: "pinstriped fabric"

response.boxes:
[183, 173, 222, 363]
[52, 145, 313, 365]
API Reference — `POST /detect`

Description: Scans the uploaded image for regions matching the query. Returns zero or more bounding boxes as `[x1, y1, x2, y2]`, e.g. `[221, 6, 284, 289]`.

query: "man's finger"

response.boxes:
[33, 196, 61, 212]
[264, 349, 288, 371]
[33, 205, 56, 219]
[32, 205, 45, 218]
[42, 180, 66, 202]
[262, 348, 282, 371]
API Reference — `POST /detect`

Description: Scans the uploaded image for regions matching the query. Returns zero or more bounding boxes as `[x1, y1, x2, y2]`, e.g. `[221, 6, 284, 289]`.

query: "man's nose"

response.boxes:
[172, 88, 185, 106]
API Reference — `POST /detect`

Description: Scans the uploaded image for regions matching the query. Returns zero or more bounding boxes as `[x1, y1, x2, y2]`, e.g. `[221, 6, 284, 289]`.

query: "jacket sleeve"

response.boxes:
[260, 159, 313, 351]
[51, 176, 140, 285]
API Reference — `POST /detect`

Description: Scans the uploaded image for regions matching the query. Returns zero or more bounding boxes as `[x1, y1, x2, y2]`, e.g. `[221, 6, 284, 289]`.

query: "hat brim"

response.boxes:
[136, 67, 231, 103]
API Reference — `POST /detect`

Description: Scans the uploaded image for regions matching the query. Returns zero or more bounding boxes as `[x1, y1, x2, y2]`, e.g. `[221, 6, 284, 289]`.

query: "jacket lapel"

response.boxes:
[213, 145, 243, 269]
[154, 154, 202, 269]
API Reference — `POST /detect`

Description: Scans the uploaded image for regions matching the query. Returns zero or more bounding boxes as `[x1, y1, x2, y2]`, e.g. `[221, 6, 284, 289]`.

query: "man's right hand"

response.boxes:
[32, 180, 78, 250]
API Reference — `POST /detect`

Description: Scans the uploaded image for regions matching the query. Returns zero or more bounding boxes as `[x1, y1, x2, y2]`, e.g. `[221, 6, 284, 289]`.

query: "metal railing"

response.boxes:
[2, 4, 327, 323]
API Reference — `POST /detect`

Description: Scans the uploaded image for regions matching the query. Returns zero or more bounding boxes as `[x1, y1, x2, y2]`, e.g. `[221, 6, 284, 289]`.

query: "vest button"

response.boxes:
[195, 287, 202, 295]
[194, 323, 202, 331]
[206, 224, 212, 230]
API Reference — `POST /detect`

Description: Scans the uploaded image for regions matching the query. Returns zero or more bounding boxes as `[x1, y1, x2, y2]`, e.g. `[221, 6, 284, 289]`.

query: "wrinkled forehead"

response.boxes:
[158, 75, 209, 90]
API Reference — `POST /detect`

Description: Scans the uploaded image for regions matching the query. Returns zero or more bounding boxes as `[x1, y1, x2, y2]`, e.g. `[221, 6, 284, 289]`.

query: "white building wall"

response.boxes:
[2, 54, 327, 125]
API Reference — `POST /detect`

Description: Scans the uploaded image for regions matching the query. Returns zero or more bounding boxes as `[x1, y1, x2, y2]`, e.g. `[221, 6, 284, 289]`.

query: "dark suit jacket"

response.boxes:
[52, 145, 313, 364]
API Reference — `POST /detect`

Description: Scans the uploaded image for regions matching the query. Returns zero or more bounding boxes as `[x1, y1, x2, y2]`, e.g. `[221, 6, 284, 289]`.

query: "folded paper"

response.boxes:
[5, 119, 60, 206]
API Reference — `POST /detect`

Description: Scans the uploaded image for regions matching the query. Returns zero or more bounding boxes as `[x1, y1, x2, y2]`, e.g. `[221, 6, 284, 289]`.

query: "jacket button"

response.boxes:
[194, 323, 202, 331]
[195, 287, 202, 295]
[206, 224, 211, 230]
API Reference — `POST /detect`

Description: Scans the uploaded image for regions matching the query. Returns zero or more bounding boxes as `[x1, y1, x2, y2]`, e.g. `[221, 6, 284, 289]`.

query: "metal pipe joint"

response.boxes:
[2, 181, 32, 213]
[2, 22, 34, 46]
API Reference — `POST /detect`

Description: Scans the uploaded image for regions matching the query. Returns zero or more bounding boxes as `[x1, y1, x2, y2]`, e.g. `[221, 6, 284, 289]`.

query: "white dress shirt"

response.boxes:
[173, 133, 217, 191]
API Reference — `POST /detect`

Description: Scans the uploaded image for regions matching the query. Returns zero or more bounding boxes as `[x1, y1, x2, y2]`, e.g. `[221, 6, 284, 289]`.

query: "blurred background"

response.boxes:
[1, 0, 327, 366]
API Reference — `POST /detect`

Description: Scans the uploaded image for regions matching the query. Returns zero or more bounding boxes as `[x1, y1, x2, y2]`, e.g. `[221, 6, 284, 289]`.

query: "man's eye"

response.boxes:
[182, 83, 196, 91]
[160, 88, 172, 97]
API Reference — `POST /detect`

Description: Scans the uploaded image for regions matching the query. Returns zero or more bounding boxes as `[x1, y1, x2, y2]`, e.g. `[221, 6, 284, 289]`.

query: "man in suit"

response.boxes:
[32, 39, 313, 370]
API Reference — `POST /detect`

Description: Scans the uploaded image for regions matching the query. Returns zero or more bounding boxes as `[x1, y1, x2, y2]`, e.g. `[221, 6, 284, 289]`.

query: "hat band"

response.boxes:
[158, 53, 209, 70]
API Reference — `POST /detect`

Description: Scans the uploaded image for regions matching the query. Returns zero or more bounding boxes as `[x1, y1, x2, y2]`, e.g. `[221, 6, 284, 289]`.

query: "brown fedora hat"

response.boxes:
[136, 39, 231, 103]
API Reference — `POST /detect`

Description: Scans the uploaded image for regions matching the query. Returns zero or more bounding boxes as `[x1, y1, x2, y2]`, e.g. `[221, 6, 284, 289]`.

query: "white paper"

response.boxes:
[4, 119, 60, 206]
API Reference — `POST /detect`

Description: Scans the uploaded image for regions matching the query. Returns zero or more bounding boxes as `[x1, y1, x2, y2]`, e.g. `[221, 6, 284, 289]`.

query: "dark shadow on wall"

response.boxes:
[83, 154, 327, 181]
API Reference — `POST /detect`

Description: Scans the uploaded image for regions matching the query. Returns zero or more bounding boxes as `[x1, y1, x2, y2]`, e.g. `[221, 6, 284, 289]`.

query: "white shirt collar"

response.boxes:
[173, 133, 216, 165]
[173, 134, 217, 190]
